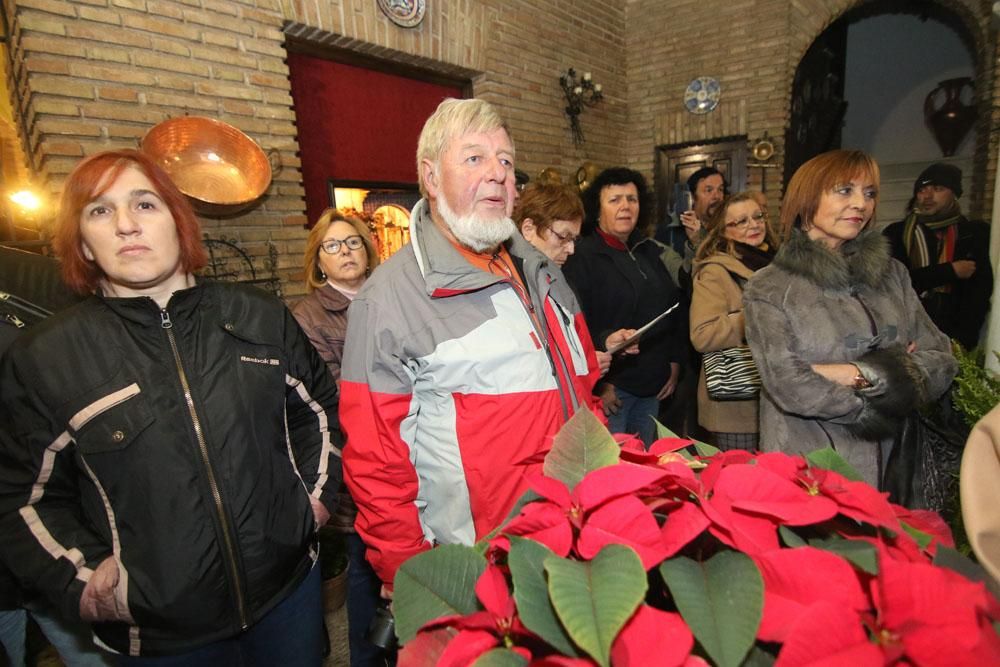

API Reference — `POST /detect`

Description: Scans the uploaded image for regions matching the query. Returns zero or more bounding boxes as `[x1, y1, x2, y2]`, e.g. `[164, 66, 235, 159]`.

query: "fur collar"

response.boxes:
[773, 228, 890, 291]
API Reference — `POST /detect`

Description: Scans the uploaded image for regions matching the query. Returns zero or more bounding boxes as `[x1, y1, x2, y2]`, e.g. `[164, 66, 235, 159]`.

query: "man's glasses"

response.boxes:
[320, 235, 364, 254]
[724, 211, 767, 230]
[548, 228, 579, 246]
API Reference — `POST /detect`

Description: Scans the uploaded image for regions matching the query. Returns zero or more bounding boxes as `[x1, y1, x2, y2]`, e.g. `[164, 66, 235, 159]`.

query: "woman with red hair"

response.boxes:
[743, 150, 955, 488]
[0, 150, 341, 664]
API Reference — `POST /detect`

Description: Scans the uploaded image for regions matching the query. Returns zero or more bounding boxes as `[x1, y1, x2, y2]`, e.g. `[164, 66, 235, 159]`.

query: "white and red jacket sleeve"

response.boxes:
[339, 296, 432, 590]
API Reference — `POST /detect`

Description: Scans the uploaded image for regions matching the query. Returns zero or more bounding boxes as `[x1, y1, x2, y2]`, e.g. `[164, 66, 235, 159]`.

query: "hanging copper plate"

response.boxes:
[141, 116, 271, 212]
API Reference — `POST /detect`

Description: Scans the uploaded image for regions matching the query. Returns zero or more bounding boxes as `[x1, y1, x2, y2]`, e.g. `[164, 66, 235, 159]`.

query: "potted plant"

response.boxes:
[391, 410, 1000, 666]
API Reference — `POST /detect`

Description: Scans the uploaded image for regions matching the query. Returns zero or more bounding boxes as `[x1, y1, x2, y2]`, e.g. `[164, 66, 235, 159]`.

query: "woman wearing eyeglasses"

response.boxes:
[513, 182, 584, 267]
[292, 209, 382, 666]
[690, 192, 777, 451]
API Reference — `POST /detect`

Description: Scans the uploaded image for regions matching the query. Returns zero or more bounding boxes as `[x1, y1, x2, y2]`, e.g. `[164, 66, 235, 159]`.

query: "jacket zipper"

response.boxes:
[516, 281, 572, 420]
[491, 254, 572, 420]
[160, 309, 249, 630]
[626, 248, 648, 280]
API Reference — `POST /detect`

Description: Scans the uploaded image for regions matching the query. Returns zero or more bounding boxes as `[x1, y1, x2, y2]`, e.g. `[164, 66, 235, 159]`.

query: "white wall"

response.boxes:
[842, 14, 975, 225]
[842, 13, 975, 164]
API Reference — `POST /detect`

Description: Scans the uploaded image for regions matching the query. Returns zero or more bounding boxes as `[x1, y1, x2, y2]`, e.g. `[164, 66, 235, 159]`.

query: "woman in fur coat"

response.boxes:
[690, 191, 777, 451]
[744, 150, 956, 488]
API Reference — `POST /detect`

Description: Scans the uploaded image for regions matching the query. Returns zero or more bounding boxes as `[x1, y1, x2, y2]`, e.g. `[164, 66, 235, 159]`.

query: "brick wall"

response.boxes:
[5, 0, 625, 298]
[625, 0, 996, 220]
[3, 0, 997, 299]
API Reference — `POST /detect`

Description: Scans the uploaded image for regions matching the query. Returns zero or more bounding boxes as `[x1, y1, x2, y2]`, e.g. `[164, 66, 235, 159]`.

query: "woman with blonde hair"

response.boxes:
[294, 208, 379, 382]
[690, 191, 777, 451]
[744, 150, 956, 487]
[291, 208, 383, 665]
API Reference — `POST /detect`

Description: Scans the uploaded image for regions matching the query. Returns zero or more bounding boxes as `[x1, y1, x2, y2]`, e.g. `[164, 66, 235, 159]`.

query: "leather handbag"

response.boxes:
[703, 345, 761, 401]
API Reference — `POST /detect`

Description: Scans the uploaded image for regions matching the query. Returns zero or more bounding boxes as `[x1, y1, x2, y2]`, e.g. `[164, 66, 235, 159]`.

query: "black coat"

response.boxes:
[0, 247, 84, 611]
[563, 231, 686, 397]
[883, 216, 992, 350]
[0, 282, 341, 656]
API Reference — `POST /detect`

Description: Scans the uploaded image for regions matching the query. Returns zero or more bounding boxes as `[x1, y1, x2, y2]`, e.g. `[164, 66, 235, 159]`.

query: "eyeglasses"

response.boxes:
[724, 211, 767, 230]
[548, 228, 580, 246]
[320, 235, 364, 254]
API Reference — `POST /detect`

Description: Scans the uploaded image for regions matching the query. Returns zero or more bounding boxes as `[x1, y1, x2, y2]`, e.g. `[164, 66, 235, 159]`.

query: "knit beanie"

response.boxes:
[914, 163, 962, 198]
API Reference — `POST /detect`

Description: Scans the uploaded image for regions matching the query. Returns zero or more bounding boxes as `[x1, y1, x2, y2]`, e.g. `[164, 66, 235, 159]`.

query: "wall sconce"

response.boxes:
[559, 68, 603, 145]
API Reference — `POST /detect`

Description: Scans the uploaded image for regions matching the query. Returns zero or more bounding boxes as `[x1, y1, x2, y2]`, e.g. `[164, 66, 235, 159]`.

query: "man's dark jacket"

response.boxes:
[883, 216, 992, 350]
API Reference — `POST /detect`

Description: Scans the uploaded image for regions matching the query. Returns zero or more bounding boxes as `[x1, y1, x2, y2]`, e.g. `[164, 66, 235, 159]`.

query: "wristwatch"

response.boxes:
[851, 366, 872, 390]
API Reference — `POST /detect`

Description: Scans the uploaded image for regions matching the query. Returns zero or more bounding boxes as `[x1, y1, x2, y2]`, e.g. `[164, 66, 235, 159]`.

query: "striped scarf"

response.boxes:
[902, 202, 961, 270]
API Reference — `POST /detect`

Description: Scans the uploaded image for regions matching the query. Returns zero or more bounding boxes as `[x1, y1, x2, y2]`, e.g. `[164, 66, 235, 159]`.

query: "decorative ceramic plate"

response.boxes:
[377, 0, 426, 28]
[683, 76, 721, 114]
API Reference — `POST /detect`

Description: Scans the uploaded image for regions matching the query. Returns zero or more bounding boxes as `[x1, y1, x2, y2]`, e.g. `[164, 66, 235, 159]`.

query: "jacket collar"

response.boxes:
[408, 198, 556, 299]
[98, 281, 207, 325]
[596, 227, 627, 251]
[693, 251, 756, 280]
[773, 227, 890, 291]
[313, 283, 352, 313]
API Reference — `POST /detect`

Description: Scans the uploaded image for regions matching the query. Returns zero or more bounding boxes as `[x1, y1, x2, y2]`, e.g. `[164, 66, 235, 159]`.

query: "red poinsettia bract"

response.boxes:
[420, 564, 532, 664]
[774, 544, 1000, 666]
[502, 465, 671, 568]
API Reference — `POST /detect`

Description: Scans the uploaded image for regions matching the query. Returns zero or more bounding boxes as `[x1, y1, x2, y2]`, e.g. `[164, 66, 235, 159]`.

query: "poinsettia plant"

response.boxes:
[390, 410, 1000, 666]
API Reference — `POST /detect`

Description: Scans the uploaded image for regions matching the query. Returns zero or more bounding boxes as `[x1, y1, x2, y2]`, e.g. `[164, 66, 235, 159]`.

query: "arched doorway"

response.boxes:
[785, 0, 984, 219]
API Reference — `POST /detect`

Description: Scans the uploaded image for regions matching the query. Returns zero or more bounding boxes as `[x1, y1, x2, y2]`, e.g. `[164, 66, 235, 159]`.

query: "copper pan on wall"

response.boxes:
[141, 116, 276, 216]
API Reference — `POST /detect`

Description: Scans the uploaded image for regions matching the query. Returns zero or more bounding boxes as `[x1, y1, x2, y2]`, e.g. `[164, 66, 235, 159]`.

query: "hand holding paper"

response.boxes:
[606, 302, 680, 355]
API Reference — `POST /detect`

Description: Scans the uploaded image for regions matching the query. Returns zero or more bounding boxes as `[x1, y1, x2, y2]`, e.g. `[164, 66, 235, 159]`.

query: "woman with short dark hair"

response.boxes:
[744, 150, 956, 487]
[563, 167, 685, 446]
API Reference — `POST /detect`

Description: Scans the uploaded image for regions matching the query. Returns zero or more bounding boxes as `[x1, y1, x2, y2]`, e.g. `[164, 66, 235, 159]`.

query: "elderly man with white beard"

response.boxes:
[339, 98, 606, 595]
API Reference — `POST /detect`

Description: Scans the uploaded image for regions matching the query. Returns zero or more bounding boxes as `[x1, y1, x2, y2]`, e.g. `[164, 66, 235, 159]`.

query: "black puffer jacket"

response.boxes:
[0, 282, 341, 656]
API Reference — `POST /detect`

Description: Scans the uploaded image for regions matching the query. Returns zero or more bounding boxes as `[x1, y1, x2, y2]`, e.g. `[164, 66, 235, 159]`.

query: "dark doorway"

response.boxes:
[784, 22, 848, 181]
[784, 0, 978, 205]
[654, 136, 748, 238]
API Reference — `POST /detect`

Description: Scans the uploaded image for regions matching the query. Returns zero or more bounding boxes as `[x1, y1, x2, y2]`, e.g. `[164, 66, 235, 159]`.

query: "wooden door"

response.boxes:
[654, 137, 748, 232]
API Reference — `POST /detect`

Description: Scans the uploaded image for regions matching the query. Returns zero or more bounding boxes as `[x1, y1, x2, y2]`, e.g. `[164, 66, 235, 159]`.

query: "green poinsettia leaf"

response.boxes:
[778, 525, 807, 548]
[901, 521, 934, 550]
[471, 649, 529, 666]
[545, 544, 647, 667]
[742, 644, 777, 666]
[507, 537, 579, 656]
[809, 536, 878, 574]
[544, 408, 620, 491]
[654, 418, 682, 439]
[933, 544, 994, 583]
[693, 440, 721, 457]
[394, 544, 487, 643]
[654, 418, 716, 457]
[660, 551, 763, 667]
[805, 447, 863, 481]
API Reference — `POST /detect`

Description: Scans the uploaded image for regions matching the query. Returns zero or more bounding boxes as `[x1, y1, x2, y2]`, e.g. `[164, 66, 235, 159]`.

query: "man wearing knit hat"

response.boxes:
[884, 163, 992, 350]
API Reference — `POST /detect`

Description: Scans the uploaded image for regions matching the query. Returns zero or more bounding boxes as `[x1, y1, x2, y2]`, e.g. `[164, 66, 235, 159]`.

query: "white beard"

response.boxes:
[437, 192, 516, 253]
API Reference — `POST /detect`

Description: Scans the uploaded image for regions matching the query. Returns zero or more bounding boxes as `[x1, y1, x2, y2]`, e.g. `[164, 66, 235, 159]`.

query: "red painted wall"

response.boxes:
[287, 52, 463, 224]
